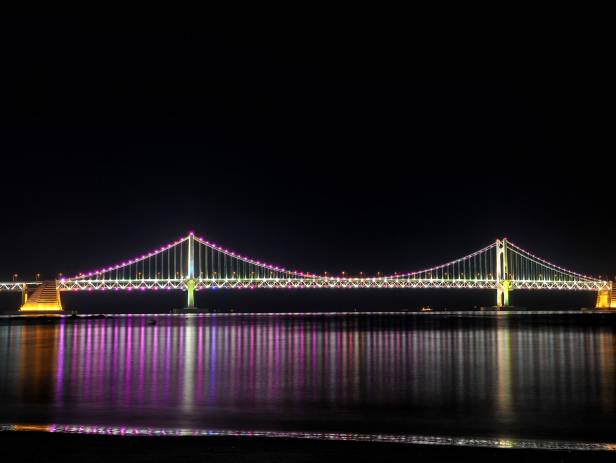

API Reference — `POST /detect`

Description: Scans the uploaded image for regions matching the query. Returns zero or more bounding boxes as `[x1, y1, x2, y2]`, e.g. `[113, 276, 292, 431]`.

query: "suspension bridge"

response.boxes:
[1, 233, 614, 312]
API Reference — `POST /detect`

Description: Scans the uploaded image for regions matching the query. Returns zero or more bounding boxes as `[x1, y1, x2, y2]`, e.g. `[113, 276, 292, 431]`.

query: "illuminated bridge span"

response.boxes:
[1, 233, 614, 312]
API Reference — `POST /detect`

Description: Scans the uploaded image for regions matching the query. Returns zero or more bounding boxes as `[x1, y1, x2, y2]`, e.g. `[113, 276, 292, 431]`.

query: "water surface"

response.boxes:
[1, 313, 615, 447]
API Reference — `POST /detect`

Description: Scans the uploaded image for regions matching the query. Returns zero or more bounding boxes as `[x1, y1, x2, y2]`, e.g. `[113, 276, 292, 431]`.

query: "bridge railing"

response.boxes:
[0, 282, 42, 292]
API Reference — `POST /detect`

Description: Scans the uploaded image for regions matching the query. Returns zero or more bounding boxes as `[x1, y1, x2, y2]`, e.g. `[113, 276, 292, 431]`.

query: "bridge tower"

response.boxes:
[185, 232, 196, 308]
[496, 238, 510, 308]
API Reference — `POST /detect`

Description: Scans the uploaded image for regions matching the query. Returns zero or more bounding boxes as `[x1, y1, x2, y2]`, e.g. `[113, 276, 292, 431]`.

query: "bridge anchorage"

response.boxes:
[1, 233, 614, 313]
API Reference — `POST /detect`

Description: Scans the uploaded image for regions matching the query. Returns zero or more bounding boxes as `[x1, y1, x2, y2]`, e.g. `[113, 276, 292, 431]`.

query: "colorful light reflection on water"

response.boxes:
[0, 314, 615, 448]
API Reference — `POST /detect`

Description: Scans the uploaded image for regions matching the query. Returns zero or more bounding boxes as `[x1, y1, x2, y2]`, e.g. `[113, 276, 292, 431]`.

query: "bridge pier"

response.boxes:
[596, 282, 615, 309]
[186, 279, 196, 308]
[19, 280, 63, 313]
[21, 283, 28, 306]
[496, 280, 511, 308]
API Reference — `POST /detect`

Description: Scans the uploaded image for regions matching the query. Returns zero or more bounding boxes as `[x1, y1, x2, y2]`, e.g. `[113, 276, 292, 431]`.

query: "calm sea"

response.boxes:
[1, 312, 615, 449]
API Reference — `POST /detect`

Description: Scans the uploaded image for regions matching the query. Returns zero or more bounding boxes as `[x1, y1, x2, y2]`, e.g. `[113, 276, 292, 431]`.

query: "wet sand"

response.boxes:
[1, 431, 613, 462]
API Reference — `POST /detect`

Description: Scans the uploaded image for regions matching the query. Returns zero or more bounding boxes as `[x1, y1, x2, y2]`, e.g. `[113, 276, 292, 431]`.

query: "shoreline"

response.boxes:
[2, 423, 615, 452]
[1, 429, 613, 463]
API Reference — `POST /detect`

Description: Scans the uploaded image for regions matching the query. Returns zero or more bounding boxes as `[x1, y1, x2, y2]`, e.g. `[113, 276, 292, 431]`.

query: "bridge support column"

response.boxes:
[19, 280, 63, 313]
[186, 279, 196, 309]
[21, 283, 28, 306]
[596, 282, 615, 309]
[496, 280, 510, 308]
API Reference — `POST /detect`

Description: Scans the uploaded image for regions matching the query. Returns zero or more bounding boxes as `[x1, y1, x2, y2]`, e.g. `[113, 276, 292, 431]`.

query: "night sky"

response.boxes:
[1, 16, 613, 311]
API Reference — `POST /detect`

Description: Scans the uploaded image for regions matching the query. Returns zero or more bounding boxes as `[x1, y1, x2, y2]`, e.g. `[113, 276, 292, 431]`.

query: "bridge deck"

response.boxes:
[2, 278, 608, 293]
[0, 282, 41, 291]
[43, 278, 609, 291]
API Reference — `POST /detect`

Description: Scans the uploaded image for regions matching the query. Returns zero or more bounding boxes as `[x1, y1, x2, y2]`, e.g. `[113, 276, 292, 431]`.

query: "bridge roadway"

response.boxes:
[1, 278, 609, 292]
